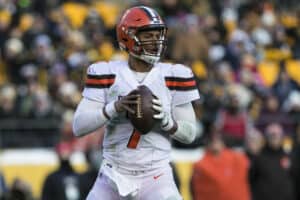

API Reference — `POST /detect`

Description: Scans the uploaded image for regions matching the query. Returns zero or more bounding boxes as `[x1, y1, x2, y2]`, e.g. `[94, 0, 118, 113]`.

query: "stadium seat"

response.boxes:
[258, 60, 280, 87]
[264, 48, 292, 61]
[285, 60, 300, 85]
[62, 2, 89, 29]
[192, 60, 207, 80]
[93, 2, 120, 28]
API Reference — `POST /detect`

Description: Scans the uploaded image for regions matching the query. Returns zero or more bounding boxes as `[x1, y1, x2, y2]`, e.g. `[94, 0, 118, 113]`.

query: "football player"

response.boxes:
[73, 6, 200, 200]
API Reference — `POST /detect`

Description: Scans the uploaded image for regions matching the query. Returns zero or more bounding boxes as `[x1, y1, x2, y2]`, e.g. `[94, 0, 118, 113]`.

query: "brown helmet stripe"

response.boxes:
[139, 6, 159, 21]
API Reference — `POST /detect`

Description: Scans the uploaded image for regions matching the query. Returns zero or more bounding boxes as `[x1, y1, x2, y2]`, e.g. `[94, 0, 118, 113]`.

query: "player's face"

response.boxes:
[138, 30, 161, 41]
[137, 29, 164, 55]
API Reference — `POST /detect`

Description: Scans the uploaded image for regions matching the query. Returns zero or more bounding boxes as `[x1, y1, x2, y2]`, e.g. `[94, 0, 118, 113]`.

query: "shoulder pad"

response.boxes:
[85, 62, 116, 89]
[87, 62, 110, 75]
[165, 64, 196, 91]
[171, 64, 194, 78]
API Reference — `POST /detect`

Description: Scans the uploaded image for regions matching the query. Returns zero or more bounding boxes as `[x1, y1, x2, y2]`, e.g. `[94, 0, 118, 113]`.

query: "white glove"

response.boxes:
[152, 98, 175, 132]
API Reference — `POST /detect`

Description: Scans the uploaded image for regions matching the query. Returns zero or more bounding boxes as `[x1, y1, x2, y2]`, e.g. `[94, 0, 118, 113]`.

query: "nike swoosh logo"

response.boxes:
[153, 173, 164, 180]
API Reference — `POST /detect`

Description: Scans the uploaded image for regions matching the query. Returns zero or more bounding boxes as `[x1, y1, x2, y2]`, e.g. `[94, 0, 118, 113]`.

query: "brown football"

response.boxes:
[128, 85, 157, 134]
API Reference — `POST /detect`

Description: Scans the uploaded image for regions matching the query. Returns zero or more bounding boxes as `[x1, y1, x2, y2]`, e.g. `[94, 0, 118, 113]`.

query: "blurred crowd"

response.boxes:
[0, 0, 300, 199]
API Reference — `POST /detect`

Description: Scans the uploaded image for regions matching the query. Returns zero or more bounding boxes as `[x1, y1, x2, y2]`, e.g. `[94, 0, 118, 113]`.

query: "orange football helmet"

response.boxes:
[117, 6, 167, 64]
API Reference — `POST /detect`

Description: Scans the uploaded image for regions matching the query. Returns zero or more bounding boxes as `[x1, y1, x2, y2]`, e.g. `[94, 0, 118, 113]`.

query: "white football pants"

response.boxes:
[86, 160, 182, 200]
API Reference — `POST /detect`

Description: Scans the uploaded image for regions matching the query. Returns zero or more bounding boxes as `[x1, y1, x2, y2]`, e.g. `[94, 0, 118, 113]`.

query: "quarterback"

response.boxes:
[73, 6, 200, 200]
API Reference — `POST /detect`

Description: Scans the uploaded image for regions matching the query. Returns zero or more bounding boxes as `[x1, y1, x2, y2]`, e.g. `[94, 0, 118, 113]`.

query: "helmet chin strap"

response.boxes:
[130, 52, 160, 65]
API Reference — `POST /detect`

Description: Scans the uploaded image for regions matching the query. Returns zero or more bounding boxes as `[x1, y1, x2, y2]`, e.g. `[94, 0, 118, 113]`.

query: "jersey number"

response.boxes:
[127, 129, 141, 149]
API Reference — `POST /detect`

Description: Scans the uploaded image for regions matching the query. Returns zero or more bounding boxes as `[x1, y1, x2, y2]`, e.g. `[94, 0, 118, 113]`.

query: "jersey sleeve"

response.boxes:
[82, 62, 115, 103]
[166, 64, 200, 106]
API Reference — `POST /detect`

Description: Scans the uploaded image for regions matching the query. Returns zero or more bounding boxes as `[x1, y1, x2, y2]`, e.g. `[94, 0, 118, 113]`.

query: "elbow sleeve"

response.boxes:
[72, 98, 108, 137]
[72, 109, 108, 137]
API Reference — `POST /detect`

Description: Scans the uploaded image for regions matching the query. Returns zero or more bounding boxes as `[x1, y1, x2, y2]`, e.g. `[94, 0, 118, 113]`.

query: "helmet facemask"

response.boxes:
[130, 26, 167, 65]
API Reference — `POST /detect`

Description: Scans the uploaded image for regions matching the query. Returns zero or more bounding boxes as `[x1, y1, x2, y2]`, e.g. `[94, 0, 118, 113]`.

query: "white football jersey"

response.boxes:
[82, 60, 199, 171]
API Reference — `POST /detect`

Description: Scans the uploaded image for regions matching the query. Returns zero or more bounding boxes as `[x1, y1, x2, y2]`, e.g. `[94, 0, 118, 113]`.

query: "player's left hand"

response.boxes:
[152, 97, 175, 132]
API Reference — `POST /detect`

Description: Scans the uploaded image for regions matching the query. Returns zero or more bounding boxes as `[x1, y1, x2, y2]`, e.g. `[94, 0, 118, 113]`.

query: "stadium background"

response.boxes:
[0, 0, 299, 199]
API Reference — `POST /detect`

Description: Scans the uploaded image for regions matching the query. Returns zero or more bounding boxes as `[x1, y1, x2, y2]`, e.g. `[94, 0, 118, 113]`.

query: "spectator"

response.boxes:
[16, 80, 39, 118]
[0, 84, 17, 118]
[224, 29, 255, 71]
[41, 141, 80, 200]
[171, 14, 209, 65]
[255, 94, 294, 135]
[272, 66, 299, 105]
[79, 148, 102, 200]
[250, 123, 295, 200]
[291, 139, 300, 200]
[0, 172, 6, 200]
[5, 178, 34, 200]
[197, 82, 223, 138]
[245, 128, 264, 160]
[215, 93, 251, 147]
[283, 90, 300, 142]
[237, 53, 265, 88]
[191, 130, 250, 200]
[290, 119, 300, 200]
[3, 37, 27, 84]
[292, 34, 300, 59]
[244, 128, 264, 199]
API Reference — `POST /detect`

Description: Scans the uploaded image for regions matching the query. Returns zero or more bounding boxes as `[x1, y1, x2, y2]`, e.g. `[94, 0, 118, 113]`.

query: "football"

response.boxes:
[128, 85, 157, 134]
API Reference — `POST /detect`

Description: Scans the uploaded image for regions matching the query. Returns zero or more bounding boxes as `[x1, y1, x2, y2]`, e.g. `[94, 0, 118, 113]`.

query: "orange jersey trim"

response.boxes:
[165, 80, 196, 87]
[85, 78, 115, 85]
[127, 130, 141, 149]
[85, 74, 115, 88]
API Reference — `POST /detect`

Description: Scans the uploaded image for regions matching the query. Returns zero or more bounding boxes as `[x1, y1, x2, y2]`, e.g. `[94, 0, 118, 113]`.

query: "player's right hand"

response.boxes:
[152, 97, 175, 132]
[114, 93, 140, 114]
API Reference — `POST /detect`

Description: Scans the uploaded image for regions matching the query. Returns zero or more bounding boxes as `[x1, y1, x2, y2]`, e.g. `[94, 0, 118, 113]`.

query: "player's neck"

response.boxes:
[128, 56, 153, 72]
